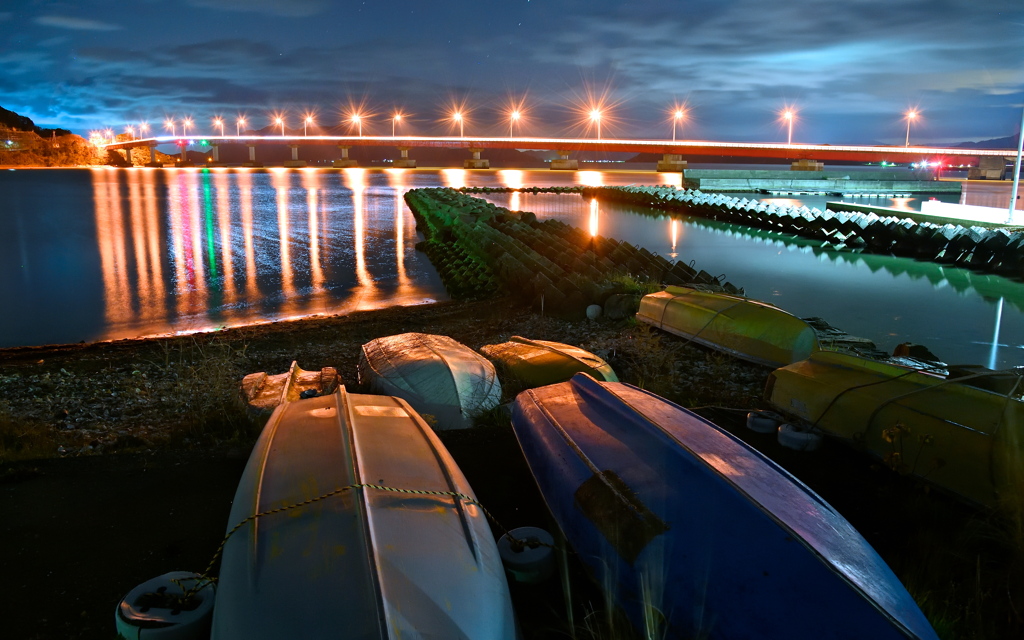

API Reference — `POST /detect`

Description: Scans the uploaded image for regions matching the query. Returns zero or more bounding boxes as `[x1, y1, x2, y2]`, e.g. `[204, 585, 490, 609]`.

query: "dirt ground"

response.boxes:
[1, 299, 1021, 639]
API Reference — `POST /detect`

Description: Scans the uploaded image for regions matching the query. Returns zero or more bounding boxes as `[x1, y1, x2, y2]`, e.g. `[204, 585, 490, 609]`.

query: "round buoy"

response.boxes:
[498, 526, 555, 585]
[746, 410, 783, 434]
[777, 423, 823, 452]
[586, 304, 603, 320]
[115, 571, 215, 640]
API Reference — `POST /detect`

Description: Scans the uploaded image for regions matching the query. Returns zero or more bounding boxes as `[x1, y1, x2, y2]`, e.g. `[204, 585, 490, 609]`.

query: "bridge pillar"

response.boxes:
[210, 144, 220, 163]
[284, 144, 307, 167]
[791, 159, 824, 171]
[464, 148, 489, 169]
[393, 146, 416, 168]
[145, 143, 162, 167]
[244, 144, 262, 168]
[178, 143, 193, 167]
[967, 156, 1007, 180]
[550, 151, 578, 171]
[656, 154, 688, 172]
[123, 148, 134, 166]
[333, 145, 358, 168]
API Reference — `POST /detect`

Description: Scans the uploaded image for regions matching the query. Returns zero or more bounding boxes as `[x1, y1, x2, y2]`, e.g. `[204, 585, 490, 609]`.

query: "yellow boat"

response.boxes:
[766, 350, 1024, 508]
[636, 286, 820, 368]
[480, 336, 617, 387]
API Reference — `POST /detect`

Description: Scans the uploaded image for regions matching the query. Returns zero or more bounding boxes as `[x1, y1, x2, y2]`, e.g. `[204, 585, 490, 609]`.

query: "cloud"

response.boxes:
[185, 0, 328, 17]
[34, 15, 122, 31]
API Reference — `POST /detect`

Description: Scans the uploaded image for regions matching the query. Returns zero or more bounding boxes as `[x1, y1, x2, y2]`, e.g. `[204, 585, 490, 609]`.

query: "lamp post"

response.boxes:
[182, 118, 192, 138]
[392, 113, 402, 137]
[164, 119, 176, 137]
[453, 111, 464, 138]
[351, 114, 362, 137]
[125, 125, 135, 139]
[236, 117, 246, 136]
[590, 109, 602, 140]
[783, 110, 794, 145]
[213, 117, 224, 136]
[275, 117, 284, 136]
[672, 109, 685, 141]
[139, 122, 149, 137]
[905, 110, 918, 147]
[304, 116, 313, 136]
[510, 110, 521, 138]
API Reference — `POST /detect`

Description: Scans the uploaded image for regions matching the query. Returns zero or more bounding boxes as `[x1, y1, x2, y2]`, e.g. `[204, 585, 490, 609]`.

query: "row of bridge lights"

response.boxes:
[97, 107, 922, 147]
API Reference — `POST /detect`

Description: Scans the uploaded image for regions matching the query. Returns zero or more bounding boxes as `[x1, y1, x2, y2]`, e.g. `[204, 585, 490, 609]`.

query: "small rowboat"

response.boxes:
[636, 285, 819, 367]
[358, 333, 502, 430]
[766, 350, 1024, 508]
[480, 335, 617, 387]
[212, 387, 516, 639]
[511, 373, 938, 640]
[239, 361, 340, 411]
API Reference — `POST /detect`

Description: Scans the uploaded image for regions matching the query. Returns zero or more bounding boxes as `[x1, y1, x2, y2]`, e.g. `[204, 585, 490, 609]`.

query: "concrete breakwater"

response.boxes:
[680, 169, 961, 195]
[404, 188, 742, 319]
[583, 186, 1024, 279]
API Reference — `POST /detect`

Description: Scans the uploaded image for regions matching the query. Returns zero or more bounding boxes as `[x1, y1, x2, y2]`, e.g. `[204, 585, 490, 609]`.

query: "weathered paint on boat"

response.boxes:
[766, 350, 1024, 508]
[358, 333, 501, 430]
[212, 387, 516, 639]
[239, 361, 341, 411]
[480, 335, 618, 387]
[511, 373, 938, 640]
[636, 285, 819, 367]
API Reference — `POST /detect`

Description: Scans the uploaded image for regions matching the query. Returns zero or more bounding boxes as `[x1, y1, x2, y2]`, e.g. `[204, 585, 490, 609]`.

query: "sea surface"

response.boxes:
[1, 166, 1021, 368]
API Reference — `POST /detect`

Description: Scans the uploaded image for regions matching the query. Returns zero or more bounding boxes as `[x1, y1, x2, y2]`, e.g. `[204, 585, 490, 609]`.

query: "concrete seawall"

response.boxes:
[681, 169, 961, 194]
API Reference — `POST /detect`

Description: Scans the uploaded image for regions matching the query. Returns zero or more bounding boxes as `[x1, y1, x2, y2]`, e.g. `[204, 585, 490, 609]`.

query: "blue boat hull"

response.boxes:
[511, 374, 938, 640]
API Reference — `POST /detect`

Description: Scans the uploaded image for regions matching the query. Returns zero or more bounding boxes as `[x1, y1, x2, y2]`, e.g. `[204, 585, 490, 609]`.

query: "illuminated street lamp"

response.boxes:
[590, 109, 602, 140]
[509, 110, 521, 138]
[125, 125, 135, 139]
[182, 117, 193, 138]
[452, 111, 464, 138]
[274, 116, 285, 136]
[212, 117, 224, 136]
[139, 122, 149, 137]
[351, 114, 363, 137]
[164, 119, 176, 136]
[672, 109, 685, 142]
[392, 113, 402, 137]
[783, 110, 794, 145]
[104, 128, 114, 142]
[236, 117, 246, 136]
[304, 115, 314, 136]
[905, 110, 918, 147]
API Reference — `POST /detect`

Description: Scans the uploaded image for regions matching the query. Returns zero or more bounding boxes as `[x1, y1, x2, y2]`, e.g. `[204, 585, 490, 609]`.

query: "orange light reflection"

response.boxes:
[589, 198, 599, 237]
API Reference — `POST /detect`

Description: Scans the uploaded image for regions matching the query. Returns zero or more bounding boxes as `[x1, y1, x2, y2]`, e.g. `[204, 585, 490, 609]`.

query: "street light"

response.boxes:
[351, 114, 362, 137]
[304, 115, 314, 136]
[905, 110, 918, 147]
[672, 109, 685, 141]
[236, 117, 246, 136]
[139, 122, 149, 137]
[125, 125, 135, 139]
[213, 117, 224, 136]
[590, 109, 602, 140]
[783, 110, 794, 145]
[510, 110, 521, 138]
[182, 118, 193, 138]
[452, 111, 464, 138]
[393, 113, 403, 137]
[164, 119, 176, 137]
[275, 116, 285, 136]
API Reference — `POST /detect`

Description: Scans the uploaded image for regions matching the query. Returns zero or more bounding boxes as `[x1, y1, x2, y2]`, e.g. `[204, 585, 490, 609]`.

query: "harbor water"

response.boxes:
[0, 167, 1020, 368]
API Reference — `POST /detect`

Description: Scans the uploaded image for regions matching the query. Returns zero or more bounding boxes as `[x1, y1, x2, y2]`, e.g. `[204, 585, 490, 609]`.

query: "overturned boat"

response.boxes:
[511, 373, 939, 640]
[481, 335, 618, 387]
[212, 387, 517, 639]
[239, 361, 340, 411]
[636, 285, 819, 368]
[766, 350, 1024, 508]
[358, 332, 501, 430]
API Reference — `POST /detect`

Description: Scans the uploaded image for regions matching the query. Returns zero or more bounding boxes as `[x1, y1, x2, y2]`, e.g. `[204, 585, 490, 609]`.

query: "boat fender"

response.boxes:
[745, 410, 783, 434]
[777, 423, 823, 452]
[498, 526, 555, 585]
[115, 571, 215, 640]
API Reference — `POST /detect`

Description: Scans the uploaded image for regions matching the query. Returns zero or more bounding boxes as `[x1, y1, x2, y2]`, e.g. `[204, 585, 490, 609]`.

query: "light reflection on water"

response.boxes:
[0, 167, 1020, 368]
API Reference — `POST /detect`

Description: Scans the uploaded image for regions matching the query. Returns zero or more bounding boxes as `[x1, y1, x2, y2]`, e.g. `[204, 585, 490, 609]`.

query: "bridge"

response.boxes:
[101, 134, 1017, 172]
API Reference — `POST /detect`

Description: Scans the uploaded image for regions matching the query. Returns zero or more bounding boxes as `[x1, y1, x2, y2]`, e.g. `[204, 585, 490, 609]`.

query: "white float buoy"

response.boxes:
[498, 526, 555, 584]
[777, 423, 824, 452]
[746, 410, 783, 434]
[115, 571, 215, 640]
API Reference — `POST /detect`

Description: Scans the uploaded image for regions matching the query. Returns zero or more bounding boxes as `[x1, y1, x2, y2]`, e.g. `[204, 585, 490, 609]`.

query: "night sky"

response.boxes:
[2, 0, 1021, 145]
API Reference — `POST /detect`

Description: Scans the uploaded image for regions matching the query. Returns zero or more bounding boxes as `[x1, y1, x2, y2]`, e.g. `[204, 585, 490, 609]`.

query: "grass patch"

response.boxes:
[0, 401, 62, 462]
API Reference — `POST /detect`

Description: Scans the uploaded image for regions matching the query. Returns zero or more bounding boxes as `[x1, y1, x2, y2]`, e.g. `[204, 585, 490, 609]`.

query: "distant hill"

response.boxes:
[0, 105, 71, 138]
[955, 134, 1020, 149]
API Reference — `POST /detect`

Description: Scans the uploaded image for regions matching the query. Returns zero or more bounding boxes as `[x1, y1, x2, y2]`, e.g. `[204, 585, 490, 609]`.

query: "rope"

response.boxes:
[173, 481, 534, 602]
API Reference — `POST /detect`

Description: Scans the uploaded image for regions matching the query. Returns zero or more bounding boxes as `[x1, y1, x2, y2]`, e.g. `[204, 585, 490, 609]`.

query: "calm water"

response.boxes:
[1, 167, 1021, 368]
